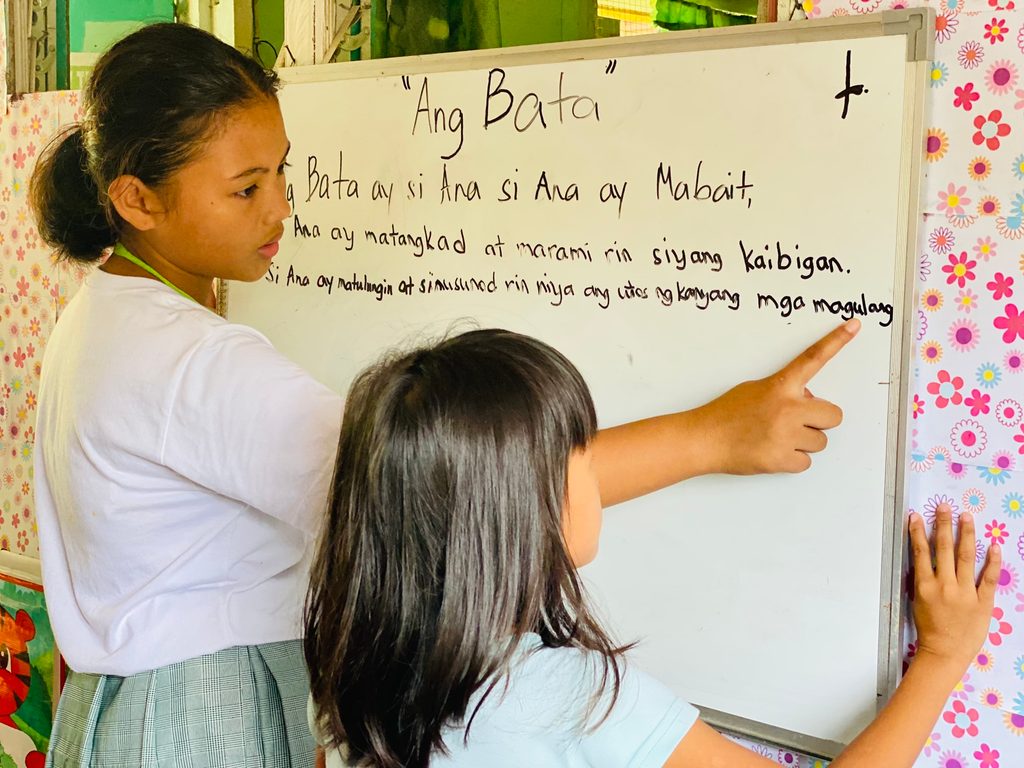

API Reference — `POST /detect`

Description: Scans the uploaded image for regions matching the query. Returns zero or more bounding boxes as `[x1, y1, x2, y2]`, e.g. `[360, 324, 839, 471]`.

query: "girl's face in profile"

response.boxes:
[142, 97, 291, 283]
[563, 446, 603, 566]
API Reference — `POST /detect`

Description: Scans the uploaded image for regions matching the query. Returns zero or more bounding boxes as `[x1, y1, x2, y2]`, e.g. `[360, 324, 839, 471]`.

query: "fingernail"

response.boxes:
[844, 318, 861, 334]
[961, 511, 973, 523]
[908, 511, 920, 523]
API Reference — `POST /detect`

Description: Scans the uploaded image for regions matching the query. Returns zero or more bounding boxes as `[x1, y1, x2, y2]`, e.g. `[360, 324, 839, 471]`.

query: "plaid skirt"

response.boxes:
[46, 640, 315, 768]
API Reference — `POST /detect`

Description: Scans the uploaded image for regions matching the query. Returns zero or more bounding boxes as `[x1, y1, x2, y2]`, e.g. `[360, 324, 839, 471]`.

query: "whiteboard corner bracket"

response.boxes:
[890, 8, 935, 62]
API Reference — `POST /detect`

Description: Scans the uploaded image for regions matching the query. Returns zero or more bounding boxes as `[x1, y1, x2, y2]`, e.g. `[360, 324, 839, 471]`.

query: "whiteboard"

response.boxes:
[225, 11, 930, 756]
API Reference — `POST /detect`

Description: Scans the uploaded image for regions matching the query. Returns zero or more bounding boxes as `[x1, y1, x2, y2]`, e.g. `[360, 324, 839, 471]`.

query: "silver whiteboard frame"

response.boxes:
[223, 10, 933, 759]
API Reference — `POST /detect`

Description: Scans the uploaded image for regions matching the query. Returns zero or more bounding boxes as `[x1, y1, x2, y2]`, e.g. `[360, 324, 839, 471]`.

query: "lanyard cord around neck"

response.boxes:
[112, 243, 198, 304]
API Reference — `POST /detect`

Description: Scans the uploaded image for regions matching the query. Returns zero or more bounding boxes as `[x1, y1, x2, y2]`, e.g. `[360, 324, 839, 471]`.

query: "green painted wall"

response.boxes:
[374, 0, 597, 59]
[253, 0, 284, 68]
[70, 0, 173, 50]
[68, 0, 174, 89]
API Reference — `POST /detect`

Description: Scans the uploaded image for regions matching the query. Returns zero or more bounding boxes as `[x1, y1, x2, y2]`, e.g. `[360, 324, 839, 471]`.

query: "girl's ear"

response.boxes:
[108, 175, 168, 231]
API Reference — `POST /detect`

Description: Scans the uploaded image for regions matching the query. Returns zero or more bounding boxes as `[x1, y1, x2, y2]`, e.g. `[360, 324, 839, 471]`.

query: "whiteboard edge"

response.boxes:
[699, 706, 844, 760]
[0, 550, 42, 583]
[876, 57, 929, 705]
[272, 9, 936, 87]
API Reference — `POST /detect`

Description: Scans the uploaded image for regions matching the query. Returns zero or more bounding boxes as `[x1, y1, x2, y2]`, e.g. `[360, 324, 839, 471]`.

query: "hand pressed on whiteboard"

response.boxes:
[702, 318, 860, 475]
[590, 320, 859, 506]
[910, 504, 999, 672]
[823, 503, 999, 767]
[662, 504, 1000, 768]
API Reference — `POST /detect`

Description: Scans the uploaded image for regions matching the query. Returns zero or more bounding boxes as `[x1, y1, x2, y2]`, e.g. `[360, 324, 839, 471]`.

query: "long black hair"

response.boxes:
[305, 329, 627, 768]
[29, 23, 279, 262]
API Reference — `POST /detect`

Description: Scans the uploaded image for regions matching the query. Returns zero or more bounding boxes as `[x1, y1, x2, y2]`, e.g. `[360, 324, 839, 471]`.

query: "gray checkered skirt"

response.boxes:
[46, 640, 315, 768]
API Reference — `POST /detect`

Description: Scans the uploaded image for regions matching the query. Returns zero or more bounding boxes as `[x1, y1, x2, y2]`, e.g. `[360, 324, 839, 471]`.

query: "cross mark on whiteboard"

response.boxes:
[834, 49, 867, 120]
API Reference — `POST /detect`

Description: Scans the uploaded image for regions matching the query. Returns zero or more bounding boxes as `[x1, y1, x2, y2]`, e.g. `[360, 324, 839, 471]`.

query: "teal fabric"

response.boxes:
[46, 640, 314, 768]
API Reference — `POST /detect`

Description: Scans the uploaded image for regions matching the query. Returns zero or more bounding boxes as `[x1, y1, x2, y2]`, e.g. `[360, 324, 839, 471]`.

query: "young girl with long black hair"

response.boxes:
[305, 329, 999, 768]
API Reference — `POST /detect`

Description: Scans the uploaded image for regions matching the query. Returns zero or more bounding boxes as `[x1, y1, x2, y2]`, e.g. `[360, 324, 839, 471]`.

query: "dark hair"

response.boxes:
[305, 329, 627, 768]
[30, 23, 280, 262]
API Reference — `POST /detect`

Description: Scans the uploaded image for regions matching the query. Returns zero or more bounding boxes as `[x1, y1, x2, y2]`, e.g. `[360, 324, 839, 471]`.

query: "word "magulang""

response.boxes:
[757, 292, 894, 327]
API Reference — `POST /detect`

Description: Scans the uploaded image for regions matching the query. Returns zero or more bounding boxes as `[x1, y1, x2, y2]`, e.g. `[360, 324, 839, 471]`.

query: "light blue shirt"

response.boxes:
[313, 634, 698, 767]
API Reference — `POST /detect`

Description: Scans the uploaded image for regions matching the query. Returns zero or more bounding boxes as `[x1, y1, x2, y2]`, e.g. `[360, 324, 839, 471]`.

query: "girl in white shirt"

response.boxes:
[32, 21, 858, 768]
[305, 329, 1000, 768]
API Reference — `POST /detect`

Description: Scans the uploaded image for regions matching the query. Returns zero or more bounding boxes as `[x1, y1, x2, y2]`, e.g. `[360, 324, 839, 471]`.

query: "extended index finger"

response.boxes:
[779, 319, 861, 388]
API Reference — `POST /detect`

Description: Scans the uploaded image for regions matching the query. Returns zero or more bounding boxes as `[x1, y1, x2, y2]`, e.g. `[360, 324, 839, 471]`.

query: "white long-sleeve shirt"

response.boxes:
[35, 269, 343, 676]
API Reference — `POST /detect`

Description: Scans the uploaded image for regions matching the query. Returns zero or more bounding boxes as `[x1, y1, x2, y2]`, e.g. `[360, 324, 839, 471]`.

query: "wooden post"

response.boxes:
[757, 0, 778, 23]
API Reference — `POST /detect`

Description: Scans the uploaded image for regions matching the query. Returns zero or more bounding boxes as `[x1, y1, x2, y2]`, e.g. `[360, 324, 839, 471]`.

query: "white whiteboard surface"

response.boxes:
[226, 12, 929, 756]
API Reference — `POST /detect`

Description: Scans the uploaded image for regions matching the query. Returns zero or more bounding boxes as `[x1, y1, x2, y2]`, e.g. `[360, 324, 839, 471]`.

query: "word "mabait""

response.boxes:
[655, 161, 754, 209]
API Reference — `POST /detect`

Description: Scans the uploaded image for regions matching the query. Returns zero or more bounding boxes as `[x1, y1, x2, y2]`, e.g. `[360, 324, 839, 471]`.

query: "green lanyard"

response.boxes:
[112, 243, 197, 304]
